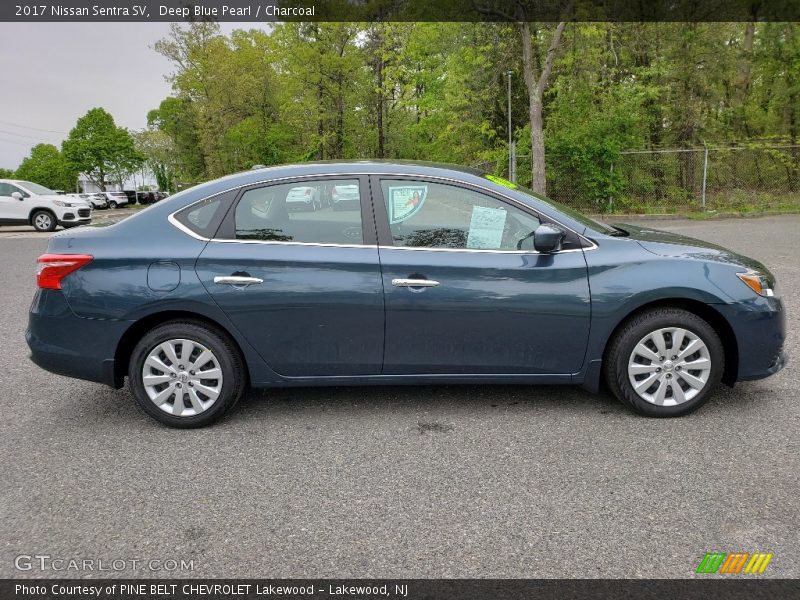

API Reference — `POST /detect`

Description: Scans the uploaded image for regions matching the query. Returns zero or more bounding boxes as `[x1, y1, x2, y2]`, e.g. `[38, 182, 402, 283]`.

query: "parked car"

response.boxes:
[285, 185, 321, 211]
[0, 179, 92, 232]
[69, 193, 108, 210]
[136, 191, 168, 205]
[331, 183, 361, 211]
[26, 162, 785, 427]
[97, 191, 129, 209]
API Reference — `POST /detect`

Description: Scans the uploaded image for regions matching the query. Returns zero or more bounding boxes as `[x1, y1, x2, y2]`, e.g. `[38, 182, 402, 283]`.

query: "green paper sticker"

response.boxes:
[484, 174, 519, 190]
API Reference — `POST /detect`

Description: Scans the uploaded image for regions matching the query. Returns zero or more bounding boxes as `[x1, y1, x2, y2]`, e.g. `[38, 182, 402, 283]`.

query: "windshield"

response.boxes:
[481, 174, 618, 235]
[18, 181, 56, 195]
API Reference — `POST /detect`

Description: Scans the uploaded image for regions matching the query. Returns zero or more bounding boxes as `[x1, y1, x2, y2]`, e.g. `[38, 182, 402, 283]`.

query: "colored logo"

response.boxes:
[696, 552, 773, 574]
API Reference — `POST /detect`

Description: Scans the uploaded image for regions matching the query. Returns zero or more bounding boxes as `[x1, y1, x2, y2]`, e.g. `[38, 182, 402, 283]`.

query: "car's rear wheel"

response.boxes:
[31, 210, 56, 232]
[604, 307, 724, 417]
[129, 321, 246, 428]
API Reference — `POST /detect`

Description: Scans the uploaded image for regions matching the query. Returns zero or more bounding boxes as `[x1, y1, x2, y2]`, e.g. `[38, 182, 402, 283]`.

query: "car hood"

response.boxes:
[613, 222, 772, 275]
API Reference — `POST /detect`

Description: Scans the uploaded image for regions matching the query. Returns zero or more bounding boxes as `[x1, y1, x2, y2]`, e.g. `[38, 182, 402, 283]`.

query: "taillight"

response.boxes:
[36, 254, 93, 290]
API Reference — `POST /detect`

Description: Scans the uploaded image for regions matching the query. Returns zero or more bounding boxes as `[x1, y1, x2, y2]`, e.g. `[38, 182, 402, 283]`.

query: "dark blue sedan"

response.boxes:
[27, 162, 786, 427]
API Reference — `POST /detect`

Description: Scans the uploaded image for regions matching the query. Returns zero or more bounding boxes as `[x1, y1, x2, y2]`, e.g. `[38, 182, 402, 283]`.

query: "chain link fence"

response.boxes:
[484, 145, 800, 214]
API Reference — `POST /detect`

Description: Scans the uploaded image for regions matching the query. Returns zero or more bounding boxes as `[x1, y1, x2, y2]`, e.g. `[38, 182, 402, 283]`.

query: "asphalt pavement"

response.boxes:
[0, 215, 797, 579]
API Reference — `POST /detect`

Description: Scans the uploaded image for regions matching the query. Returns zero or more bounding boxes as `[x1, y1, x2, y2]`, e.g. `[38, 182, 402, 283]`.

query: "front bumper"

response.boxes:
[739, 349, 787, 381]
[59, 219, 92, 228]
[716, 295, 787, 382]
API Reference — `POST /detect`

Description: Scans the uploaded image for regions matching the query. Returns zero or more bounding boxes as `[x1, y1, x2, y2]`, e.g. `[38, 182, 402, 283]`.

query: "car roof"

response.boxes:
[246, 160, 485, 178]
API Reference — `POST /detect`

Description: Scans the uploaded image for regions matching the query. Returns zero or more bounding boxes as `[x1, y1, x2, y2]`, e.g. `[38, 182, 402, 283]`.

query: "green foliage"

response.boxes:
[0, 167, 16, 178]
[15, 144, 77, 192]
[144, 22, 799, 210]
[62, 108, 144, 191]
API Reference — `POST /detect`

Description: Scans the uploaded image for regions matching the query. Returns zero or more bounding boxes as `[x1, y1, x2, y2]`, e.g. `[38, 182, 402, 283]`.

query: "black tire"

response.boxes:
[604, 307, 724, 417]
[108, 201, 118, 209]
[128, 320, 246, 428]
[31, 210, 57, 232]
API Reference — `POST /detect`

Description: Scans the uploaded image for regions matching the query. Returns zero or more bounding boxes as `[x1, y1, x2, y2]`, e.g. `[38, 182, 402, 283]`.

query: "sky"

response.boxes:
[0, 22, 252, 170]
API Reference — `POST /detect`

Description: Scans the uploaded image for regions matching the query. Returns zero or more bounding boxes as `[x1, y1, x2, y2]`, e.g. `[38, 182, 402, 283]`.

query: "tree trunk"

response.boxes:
[377, 54, 385, 159]
[520, 21, 565, 196]
[317, 83, 324, 160]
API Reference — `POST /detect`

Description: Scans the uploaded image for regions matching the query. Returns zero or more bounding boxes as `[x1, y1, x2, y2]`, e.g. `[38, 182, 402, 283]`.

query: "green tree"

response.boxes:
[133, 129, 177, 192]
[62, 108, 143, 191]
[0, 167, 15, 178]
[15, 144, 77, 191]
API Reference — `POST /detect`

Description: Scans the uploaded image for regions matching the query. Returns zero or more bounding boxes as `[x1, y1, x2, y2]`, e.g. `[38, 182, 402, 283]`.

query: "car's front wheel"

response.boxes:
[605, 307, 724, 417]
[129, 320, 246, 427]
[31, 210, 57, 232]
[108, 201, 118, 209]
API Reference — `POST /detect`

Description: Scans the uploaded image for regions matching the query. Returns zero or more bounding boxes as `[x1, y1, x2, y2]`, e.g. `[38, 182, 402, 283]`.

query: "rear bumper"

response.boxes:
[26, 289, 129, 387]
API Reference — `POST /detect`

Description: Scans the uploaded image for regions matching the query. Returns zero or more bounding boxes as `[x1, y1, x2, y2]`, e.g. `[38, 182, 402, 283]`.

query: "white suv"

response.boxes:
[0, 179, 92, 232]
[97, 191, 129, 209]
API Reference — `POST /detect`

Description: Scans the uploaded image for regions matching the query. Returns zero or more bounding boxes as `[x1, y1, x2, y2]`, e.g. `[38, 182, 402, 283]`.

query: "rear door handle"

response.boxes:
[214, 275, 264, 287]
[392, 278, 440, 288]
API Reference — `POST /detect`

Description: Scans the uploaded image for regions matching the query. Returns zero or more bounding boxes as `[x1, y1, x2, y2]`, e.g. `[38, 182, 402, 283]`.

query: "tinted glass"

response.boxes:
[233, 179, 363, 245]
[174, 195, 225, 238]
[380, 179, 540, 250]
[0, 183, 21, 196]
[17, 181, 55, 195]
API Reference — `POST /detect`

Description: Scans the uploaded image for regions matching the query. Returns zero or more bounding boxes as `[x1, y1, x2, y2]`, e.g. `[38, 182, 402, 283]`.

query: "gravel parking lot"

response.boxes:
[0, 215, 797, 579]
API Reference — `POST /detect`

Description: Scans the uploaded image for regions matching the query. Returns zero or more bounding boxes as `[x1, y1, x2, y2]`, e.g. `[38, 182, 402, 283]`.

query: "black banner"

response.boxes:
[3, 579, 800, 600]
[2, 0, 800, 23]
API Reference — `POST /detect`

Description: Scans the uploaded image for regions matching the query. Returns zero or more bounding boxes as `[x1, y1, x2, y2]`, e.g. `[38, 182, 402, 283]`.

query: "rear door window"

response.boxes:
[230, 178, 365, 245]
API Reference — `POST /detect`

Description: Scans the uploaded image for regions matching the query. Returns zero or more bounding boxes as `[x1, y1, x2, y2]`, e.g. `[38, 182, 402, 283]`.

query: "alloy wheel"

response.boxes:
[34, 213, 52, 230]
[141, 338, 224, 417]
[627, 327, 711, 406]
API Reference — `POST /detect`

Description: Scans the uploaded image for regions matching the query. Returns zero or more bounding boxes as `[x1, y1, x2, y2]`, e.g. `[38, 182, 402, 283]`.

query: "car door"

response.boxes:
[0, 182, 29, 223]
[372, 176, 591, 376]
[194, 176, 385, 377]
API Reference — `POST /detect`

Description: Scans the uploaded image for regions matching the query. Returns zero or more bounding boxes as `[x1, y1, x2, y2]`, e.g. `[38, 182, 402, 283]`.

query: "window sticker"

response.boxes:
[387, 185, 428, 224]
[467, 205, 507, 249]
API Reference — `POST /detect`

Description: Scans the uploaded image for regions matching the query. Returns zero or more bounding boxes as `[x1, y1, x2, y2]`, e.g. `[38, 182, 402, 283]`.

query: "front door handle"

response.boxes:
[214, 275, 264, 287]
[392, 278, 440, 288]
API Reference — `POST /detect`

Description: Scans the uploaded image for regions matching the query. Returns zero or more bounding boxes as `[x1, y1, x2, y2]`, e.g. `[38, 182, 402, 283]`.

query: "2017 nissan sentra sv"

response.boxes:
[26, 162, 786, 427]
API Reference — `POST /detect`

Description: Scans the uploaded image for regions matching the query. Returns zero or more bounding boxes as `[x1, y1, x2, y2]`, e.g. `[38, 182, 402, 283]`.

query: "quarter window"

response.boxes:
[379, 179, 540, 250]
[173, 195, 226, 238]
[233, 179, 364, 245]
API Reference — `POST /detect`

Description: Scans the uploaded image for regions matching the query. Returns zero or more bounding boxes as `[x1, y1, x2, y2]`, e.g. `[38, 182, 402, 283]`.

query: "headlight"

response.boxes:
[53, 200, 73, 207]
[737, 271, 776, 297]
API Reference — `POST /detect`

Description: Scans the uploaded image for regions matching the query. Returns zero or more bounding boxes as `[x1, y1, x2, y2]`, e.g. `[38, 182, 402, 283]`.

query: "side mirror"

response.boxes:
[533, 223, 565, 253]
[11, 192, 24, 201]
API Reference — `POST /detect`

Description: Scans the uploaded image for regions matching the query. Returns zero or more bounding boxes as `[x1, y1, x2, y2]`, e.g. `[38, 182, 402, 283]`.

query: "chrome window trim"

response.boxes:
[167, 171, 598, 253]
[211, 238, 373, 249]
[377, 245, 588, 255]
[168, 212, 210, 241]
